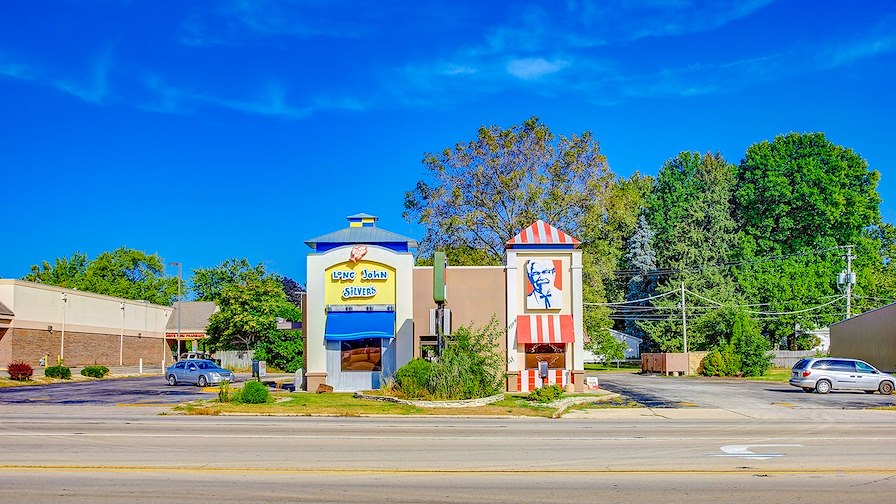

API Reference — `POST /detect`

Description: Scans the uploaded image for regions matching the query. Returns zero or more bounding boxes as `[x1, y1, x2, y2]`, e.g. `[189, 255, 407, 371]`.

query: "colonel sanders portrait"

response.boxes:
[525, 259, 562, 310]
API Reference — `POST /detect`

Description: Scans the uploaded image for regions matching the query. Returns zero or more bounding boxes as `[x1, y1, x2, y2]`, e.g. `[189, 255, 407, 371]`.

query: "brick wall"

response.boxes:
[8, 328, 167, 367]
[0, 328, 11, 366]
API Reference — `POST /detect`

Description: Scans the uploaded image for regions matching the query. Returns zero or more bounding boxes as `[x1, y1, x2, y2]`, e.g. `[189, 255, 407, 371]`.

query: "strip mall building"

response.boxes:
[303, 214, 586, 393]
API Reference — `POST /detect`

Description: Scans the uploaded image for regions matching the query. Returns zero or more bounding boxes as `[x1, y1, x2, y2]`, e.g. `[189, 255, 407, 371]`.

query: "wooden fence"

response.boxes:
[770, 350, 815, 368]
[216, 350, 255, 369]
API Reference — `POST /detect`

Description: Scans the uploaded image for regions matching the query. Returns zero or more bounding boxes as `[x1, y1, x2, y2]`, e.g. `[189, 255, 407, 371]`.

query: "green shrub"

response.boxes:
[238, 380, 270, 404]
[425, 317, 504, 400]
[730, 312, 771, 377]
[45, 365, 72, 380]
[526, 384, 564, 403]
[394, 358, 433, 398]
[702, 345, 740, 376]
[253, 330, 304, 373]
[218, 380, 232, 403]
[7, 361, 33, 381]
[80, 365, 109, 378]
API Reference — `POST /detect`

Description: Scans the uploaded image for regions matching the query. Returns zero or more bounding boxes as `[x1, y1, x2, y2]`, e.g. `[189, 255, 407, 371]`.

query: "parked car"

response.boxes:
[166, 359, 234, 387]
[179, 351, 221, 364]
[789, 357, 895, 395]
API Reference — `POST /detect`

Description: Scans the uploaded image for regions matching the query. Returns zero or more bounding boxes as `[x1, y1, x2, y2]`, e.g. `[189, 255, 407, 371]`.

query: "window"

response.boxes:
[856, 361, 875, 373]
[524, 343, 566, 369]
[341, 338, 382, 372]
[174, 362, 185, 369]
[831, 360, 856, 372]
[812, 359, 833, 369]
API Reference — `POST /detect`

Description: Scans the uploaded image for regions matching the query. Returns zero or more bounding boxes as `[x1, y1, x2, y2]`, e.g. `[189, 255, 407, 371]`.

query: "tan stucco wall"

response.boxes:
[830, 304, 896, 372]
[412, 266, 506, 359]
[0, 280, 174, 368]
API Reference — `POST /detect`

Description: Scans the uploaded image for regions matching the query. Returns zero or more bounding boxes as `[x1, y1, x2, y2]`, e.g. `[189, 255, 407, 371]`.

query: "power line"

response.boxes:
[613, 245, 848, 278]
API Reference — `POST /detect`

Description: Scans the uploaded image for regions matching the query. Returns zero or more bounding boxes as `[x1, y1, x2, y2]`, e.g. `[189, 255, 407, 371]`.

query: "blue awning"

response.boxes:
[324, 311, 395, 341]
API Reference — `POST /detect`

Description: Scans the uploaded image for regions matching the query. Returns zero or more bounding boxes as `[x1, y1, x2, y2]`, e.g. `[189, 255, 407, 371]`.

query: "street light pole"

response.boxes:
[169, 262, 182, 360]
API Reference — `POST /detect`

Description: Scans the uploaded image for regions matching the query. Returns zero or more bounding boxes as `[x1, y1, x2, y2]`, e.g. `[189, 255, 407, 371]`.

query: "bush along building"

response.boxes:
[302, 214, 586, 392]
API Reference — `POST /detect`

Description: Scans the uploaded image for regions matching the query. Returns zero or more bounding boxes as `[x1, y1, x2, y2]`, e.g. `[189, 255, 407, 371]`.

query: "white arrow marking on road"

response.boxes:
[712, 444, 804, 460]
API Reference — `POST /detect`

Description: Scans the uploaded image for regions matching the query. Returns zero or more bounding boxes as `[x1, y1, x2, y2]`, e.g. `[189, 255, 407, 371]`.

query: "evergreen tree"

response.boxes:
[624, 214, 658, 344]
[641, 152, 741, 351]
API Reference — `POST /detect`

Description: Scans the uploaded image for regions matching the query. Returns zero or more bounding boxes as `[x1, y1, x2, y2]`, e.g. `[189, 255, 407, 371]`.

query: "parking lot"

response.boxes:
[596, 372, 896, 413]
[0, 375, 219, 405]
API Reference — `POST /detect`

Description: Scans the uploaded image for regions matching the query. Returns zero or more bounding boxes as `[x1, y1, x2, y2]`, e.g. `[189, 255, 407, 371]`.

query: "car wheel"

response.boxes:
[167, 375, 177, 386]
[879, 381, 894, 395]
[815, 380, 832, 394]
[802, 387, 813, 393]
[198, 375, 208, 387]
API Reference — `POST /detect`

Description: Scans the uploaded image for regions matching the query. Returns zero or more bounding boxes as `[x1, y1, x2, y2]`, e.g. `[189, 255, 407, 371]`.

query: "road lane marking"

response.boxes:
[710, 444, 804, 460]
[0, 465, 894, 475]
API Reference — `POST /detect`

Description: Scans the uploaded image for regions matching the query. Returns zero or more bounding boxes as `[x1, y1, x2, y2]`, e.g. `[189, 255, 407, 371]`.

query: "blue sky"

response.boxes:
[2, 1, 895, 287]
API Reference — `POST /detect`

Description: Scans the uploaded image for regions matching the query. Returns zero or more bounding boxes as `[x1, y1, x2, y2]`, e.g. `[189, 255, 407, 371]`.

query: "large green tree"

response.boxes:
[25, 252, 89, 288]
[579, 173, 654, 341]
[733, 133, 883, 348]
[24, 247, 177, 305]
[205, 277, 303, 370]
[191, 258, 268, 302]
[734, 132, 881, 255]
[404, 116, 613, 263]
[640, 152, 741, 351]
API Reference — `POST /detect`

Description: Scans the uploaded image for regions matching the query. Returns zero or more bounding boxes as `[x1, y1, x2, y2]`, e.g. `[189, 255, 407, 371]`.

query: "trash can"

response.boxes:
[252, 360, 267, 379]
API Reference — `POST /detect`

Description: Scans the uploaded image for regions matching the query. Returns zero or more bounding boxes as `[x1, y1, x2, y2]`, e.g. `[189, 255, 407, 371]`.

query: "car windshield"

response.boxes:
[792, 359, 809, 370]
[197, 361, 224, 370]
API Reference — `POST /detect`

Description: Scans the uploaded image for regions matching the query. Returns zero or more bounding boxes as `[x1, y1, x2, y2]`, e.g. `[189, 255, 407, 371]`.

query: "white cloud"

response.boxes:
[506, 58, 568, 80]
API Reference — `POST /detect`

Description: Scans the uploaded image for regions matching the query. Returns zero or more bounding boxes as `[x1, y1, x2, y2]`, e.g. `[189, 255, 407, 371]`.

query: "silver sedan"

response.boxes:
[166, 359, 234, 387]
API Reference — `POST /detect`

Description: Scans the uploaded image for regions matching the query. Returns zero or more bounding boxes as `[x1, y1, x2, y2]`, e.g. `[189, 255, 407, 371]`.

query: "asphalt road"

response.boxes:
[2, 373, 896, 502]
[1, 409, 895, 503]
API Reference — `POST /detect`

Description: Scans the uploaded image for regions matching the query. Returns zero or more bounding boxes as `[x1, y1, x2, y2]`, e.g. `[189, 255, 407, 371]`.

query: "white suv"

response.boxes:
[789, 357, 894, 395]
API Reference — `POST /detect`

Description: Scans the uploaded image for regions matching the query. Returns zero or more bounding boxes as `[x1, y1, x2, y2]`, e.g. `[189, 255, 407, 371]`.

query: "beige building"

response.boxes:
[0, 279, 173, 368]
[830, 302, 896, 372]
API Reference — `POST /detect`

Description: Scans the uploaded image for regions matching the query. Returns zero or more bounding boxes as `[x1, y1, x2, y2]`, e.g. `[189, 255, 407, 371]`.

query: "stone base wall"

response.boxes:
[6, 328, 167, 367]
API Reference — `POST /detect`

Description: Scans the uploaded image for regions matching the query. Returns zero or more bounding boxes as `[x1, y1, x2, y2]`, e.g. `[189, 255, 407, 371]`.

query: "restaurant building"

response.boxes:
[302, 214, 586, 393]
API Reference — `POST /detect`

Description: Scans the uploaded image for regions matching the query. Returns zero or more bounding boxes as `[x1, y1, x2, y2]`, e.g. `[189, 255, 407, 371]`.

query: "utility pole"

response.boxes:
[845, 245, 855, 319]
[681, 281, 687, 354]
[169, 262, 182, 359]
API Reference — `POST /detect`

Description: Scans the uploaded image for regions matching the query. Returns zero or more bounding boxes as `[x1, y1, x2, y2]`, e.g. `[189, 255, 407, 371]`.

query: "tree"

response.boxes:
[23, 248, 177, 305]
[254, 329, 304, 373]
[280, 276, 306, 307]
[205, 277, 302, 356]
[856, 223, 896, 313]
[404, 116, 613, 263]
[647, 151, 740, 282]
[733, 133, 883, 347]
[640, 152, 741, 351]
[734, 132, 881, 256]
[80, 247, 178, 305]
[623, 214, 658, 343]
[24, 252, 89, 288]
[698, 308, 769, 377]
[585, 330, 626, 365]
[580, 173, 654, 340]
[191, 259, 268, 302]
